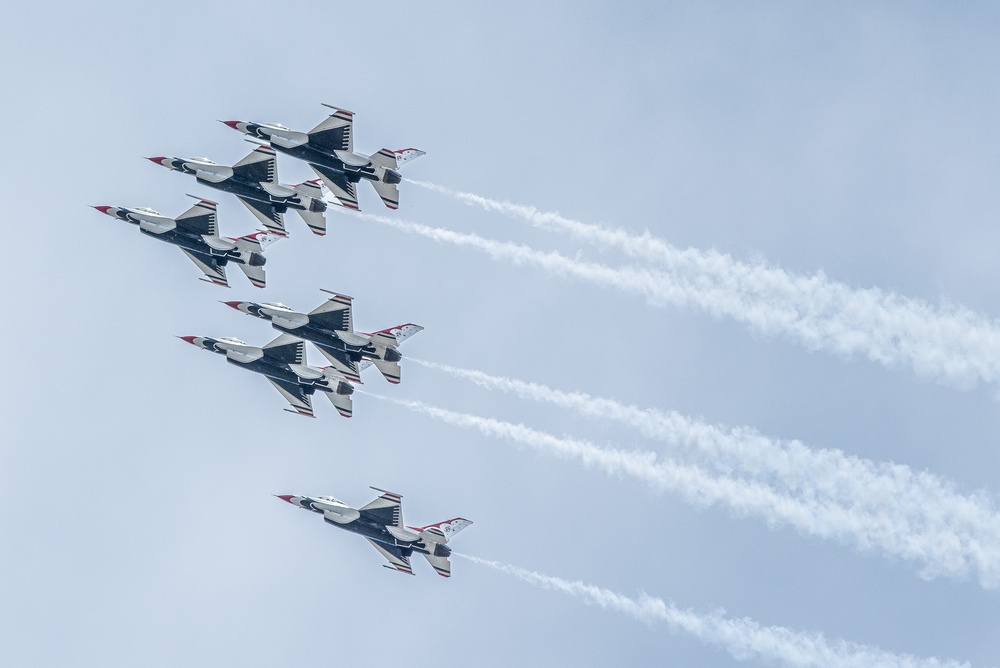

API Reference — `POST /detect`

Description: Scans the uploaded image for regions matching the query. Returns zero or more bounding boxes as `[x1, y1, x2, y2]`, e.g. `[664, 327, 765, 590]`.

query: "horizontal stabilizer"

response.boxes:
[369, 179, 399, 209]
[372, 359, 401, 384]
[421, 553, 452, 578]
[369, 149, 398, 170]
[237, 262, 266, 289]
[295, 208, 326, 236]
[325, 390, 353, 418]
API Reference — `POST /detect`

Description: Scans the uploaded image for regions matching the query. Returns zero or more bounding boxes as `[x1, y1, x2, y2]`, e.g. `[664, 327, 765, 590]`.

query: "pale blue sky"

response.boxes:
[2, 2, 999, 666]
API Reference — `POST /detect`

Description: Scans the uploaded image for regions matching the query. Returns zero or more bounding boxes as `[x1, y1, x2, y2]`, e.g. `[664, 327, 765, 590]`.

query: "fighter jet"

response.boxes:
[276, 488, 471, 577]
[146, 144, 328, 236]
[178, 333, 354, 417]
[221, 105, 424, 211]
[222, 291, 422, 384]
[91, 198, 280, 288]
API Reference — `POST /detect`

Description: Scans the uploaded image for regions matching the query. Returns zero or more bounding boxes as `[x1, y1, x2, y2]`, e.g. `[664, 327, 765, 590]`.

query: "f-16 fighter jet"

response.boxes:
[146, 145, 328, 236]
[221, 105, 424, 211]
[222, 291, 422, 384]
[276, 488, 471, 577]
[91, 199, 280, 288]
[178, 333, 355, 417]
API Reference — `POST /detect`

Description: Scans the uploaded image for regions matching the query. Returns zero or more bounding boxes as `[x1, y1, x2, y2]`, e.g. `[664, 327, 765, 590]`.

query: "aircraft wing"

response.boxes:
[309, 293, 353, 332]
[236, 196, 286, 235]
[175, 199, 218, 235]
[359, 488, 403, 528]
[311, 165, 359, 210]
[308, 108, 353, 153]
[314, 345, 362, 384]
[266, 378, 315, 417]
[365, 538, 413, 575]
[180, 249, 228, 287]
[232, 145, 277, 184]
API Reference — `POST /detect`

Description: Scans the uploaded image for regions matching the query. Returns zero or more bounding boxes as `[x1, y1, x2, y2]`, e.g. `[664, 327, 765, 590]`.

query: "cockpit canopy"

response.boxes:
[316, 495, 345, 505]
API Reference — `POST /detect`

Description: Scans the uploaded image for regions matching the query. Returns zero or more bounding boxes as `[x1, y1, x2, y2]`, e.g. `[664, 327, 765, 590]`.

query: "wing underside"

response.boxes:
[237, 196, 285, 234]
[359, 489, 403, 527]
[311, 165, 359, 210]
[314, 345, 362, 383]
[267, 378, 314, 417]
[180, 249, 228, 286]
[365, 539, 413, 575]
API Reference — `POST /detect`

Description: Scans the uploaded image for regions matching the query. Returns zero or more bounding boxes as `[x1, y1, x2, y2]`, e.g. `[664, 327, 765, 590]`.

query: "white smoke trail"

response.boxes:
[408, 357, 1000, 584]
[456, 554, 972, 668]
[378, 193, 1000, 389]
[361, 392, 1000, 586]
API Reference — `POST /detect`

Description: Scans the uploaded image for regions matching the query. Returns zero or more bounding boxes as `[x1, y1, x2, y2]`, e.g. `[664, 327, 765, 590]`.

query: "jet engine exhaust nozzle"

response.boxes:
[383, 348, 402, 363]
[384, 169, 402, 185]
[248, 252, 266, 267]
[309, 199, 328, 213]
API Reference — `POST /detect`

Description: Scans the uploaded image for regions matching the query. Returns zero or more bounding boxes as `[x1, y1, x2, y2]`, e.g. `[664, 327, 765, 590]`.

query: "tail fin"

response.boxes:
[393, 148, 425, 167]
[369, 323, 423, 348]
[410, 518, 472, 543]
[232, 230, 282, 253]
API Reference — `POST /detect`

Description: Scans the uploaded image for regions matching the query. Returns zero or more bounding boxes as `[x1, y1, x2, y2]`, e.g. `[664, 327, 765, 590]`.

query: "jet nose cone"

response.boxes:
[274, 495, 295, 504]
[91, 205, 113, 215]
[220, 120, 243, 131]
[145, 156, 169, 167]
[177, 335, 199, 345]
[220, 300, 244, 311]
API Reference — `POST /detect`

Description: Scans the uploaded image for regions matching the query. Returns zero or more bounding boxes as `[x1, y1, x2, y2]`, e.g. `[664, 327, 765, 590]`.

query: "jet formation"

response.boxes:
[98, 104, 471, 575]
[276, 488, 471, 577]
